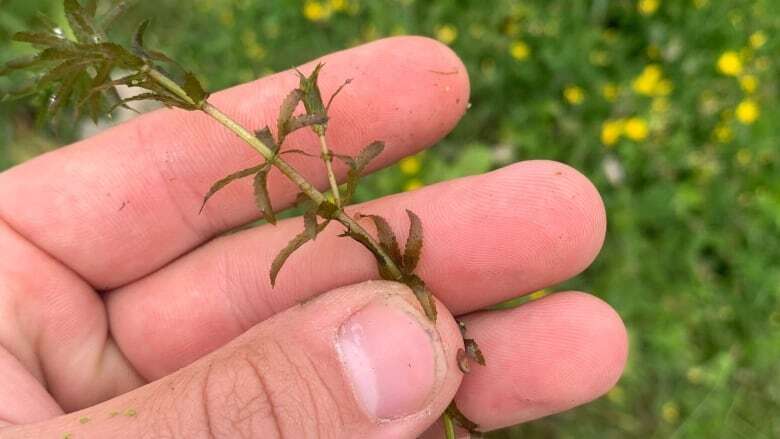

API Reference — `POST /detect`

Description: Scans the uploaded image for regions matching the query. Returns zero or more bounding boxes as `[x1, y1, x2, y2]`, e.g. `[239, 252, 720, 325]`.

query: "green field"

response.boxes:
[1, 1, 779, 437]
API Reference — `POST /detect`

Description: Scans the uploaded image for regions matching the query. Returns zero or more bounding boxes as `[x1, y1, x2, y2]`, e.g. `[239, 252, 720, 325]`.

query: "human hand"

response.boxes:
[0, 37, 627, 438]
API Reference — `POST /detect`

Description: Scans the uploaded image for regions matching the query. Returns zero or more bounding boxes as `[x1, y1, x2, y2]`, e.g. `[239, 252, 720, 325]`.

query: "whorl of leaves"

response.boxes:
[1, 0, 209, 123]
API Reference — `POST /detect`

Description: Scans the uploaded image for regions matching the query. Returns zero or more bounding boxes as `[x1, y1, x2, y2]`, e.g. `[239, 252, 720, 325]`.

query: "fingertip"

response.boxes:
[455, 291, 628, 430]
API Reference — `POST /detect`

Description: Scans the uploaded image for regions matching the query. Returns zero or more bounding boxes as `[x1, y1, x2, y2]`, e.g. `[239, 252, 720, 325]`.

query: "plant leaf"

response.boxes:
[405, 274, 437, 321]
[12, 31, 71, 48]
[444, 401, 478, 432]
[464, 339, 486, 366]
[402, 209, 423, 273]
[200, 164, 265, 213]
[297, 63, 325, 117]
[456, 349, 471, 373]
[277, 88, 302, 142]
[132, 19, 150, 53]
[359, 214, 402, 265]
[338, 141, 384, 204]
[44, 71, 79, 121]
[270, 221, 328, 286]
[254, 126, 278, 153]
[100, 0, 136, 28]
[253, 165, 276, 225]
[84, 0, 99, 17]
[289, 114, 329, 133]
[64, 0, 101, 43]
[181, 71, 208, 105]
[37, 58, 95, 88]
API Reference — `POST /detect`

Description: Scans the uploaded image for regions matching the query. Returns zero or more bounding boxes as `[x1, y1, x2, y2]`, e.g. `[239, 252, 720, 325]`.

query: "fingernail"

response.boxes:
[337, 298, 439, 420]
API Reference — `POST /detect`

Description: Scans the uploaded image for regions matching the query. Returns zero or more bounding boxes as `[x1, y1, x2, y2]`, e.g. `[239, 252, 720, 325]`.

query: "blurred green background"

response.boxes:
[1, 0, 779, 437]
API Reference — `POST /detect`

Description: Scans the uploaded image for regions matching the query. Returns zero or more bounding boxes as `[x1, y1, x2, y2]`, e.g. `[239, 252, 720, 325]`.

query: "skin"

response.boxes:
[0, 37, 627, 437]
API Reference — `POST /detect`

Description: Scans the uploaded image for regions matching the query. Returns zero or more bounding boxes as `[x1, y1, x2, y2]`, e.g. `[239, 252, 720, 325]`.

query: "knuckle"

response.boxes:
[201, 339, 355, 439]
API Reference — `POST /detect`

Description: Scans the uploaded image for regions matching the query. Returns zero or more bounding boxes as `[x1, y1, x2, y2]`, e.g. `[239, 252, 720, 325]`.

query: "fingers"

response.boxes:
[0, 36, 469, 289]
[453, 292, 628, 432]
[3, 281, 465, 439]
[107, 160, 606, 380]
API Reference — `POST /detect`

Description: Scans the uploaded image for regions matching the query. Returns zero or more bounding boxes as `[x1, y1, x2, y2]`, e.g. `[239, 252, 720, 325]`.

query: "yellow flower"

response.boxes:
[736, 99, 760, 124]
[625, 117, 649, 141]
[750, 31, 767, 49]
[399, 156, 422, 175]
[638, 0, 660, 15]
[714, 123, 733, 143]
[717, 51, 743, 76]
[661, 401, 680, 423]
[739, 75, 758, 94]
[563, 85, 585, 105]
[632, 64, 663, 96]
[602, 83, 618, 102]
[601, 119, 624, 146]
[303, 1, 331, 22]
[435, 24, 458, 45]
[328, 0, 347, 12]
[403, 179, 424, 192]
[509, 40, 530, 61]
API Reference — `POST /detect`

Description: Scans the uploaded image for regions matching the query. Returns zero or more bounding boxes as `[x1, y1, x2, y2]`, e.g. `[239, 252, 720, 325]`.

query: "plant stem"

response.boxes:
[442, 412, 456, 439]
[318, 134, 342, 208]
[144, 68, 403, 282]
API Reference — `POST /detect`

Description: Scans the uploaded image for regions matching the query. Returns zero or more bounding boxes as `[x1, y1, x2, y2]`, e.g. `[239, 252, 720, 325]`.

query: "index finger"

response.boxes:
[0, 36, 469, 289]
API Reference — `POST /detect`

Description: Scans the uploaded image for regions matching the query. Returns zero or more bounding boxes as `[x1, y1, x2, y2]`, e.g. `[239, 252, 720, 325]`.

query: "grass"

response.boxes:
[1, 0, 779, 437]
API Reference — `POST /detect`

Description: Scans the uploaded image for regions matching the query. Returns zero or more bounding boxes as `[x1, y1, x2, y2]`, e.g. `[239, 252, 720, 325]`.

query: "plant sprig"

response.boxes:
[1, 1, 484, 435]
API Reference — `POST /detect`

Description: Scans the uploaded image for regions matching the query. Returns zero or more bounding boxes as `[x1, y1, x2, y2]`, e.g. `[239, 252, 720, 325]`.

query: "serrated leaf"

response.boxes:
[45, 72, 79, 121]
[277, 88, 302, 142]
[92, 42, 143, 69]
[12, 31, 71, 47]
[405, 274, 437, 321]
[359, 214, 402, 266]
[286, 114, 328, 135]
[464, 339, 486, 366]
[445, 401, 479, 432]
[270, 221, 328, 286]
[100, 0, 136, 28]
[253, 165, 276, 225]
[132, 19, 150, 53]
[254, 126, 278, 153]
[402, 209, 423, 273]
[37, 58, 95, 88]
[339, 141, 384, 204]
[297, 63, 325, 117]
[182, 71, 208, 105]
[85, 0, 99, 17]
[199, 164, 265, 213]
[304, 207, 318, 240]
[64, 0, 101, 43]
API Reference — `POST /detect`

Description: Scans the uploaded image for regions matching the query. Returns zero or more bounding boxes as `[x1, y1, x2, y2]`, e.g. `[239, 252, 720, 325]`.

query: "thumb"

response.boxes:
[7, 281, 464, 439]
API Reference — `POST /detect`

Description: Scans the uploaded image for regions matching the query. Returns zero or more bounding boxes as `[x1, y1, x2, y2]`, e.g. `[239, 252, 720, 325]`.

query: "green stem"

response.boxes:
[318, 134, 342, 208]
[443, 412, 457, 439]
